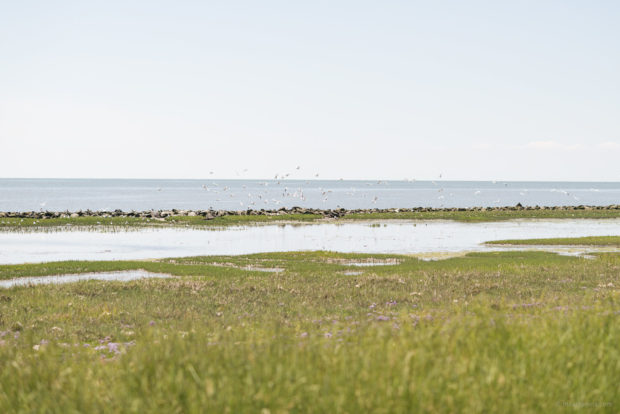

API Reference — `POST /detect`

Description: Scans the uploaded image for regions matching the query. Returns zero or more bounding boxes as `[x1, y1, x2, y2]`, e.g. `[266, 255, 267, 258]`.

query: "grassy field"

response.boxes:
[487, 235, 620, 246]
[2, 208, 620, 230]
[0, 213, 323, 230]
[1, 251, 618, 412]
[343, 208, 620, 222]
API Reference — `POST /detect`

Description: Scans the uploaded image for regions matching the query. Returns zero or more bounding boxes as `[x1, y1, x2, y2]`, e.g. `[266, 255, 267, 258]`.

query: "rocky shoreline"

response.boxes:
[1, 204, 619, 220]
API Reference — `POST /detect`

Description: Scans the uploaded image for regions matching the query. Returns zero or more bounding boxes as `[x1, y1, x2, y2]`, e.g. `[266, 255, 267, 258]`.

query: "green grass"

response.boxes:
[487, 235, 620, 246]
[0, 213, 323, 230]
[1, 250, 619, 412]
[344, 208, 620, 222]
[2, 208, 620, 230]
[168, 213, 322, 226]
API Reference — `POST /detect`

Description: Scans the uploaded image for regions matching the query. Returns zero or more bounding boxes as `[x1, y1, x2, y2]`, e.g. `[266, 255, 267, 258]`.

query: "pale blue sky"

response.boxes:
[1, 1, 619, 180]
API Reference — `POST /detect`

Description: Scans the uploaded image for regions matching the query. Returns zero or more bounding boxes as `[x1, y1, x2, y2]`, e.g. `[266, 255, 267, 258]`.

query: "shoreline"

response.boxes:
[1, 204, 620, 220]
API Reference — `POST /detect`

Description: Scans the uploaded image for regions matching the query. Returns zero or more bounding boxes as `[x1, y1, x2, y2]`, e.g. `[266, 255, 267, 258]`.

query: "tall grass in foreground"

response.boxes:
[0, 251, 618, 412]
[1, 304, 618, 413]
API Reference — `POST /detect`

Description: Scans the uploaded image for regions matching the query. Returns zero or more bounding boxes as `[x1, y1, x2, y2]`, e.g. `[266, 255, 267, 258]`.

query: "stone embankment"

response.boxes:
[1, 204, 619, 220]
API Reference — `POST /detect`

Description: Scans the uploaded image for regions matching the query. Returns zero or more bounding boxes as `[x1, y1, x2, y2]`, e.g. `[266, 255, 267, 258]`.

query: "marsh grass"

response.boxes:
[0, 214, 322, 231]
[342, 209, 620, 222]
[487, 235, 620, 246]
[0, 251, 619, 412]
[2, 208, 620, 231]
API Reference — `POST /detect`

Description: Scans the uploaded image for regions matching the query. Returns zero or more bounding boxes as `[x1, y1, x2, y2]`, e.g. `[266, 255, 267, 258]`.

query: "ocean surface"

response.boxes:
[1, 179, 619, 211]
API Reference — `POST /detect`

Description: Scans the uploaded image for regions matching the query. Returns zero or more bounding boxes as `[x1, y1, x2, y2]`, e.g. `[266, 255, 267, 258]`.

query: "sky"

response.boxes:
[1, 1, 619, 181]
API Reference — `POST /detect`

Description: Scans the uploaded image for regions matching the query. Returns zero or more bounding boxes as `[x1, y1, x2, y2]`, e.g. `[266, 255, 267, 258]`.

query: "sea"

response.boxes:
[1, 179, 619, 212]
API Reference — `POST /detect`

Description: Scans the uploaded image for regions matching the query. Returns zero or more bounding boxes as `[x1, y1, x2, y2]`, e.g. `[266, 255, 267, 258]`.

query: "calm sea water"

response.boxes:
[1, 179, 619, 211]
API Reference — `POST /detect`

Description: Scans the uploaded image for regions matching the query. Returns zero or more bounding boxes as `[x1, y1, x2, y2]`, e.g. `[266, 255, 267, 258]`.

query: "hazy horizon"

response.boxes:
[2, 177, 620, 184]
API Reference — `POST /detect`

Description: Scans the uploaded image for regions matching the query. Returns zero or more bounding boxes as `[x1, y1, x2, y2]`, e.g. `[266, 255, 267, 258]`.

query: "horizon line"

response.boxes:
[1, 177, 620, 183]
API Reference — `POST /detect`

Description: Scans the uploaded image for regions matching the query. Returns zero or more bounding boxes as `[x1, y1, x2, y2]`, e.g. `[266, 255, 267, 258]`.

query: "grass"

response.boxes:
[1, 250, 619, 412]
[2, 208, 620, 230]
[0, 213, 322, 230]
[487, 235, 620, 246]
[343, 208, 620, 222]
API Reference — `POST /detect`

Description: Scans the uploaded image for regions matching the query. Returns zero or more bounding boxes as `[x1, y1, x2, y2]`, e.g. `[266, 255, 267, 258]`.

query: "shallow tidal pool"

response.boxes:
[1, 219, 619, 264]
[0, 270, 172, 288]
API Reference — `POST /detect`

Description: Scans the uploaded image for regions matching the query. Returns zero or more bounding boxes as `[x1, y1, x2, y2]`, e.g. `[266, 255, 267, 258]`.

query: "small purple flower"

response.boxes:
[369, 303, 376, 309]
[386, 300, 397, 306]
[40, 339, 49, 345]
[149, 320, 156, 326]
[0, 330, 8, 338]
[300, 332, 308, 338]
[107, 342, 121, 353]
[376, 315, 390, 321]
[324, 332, 332, 338]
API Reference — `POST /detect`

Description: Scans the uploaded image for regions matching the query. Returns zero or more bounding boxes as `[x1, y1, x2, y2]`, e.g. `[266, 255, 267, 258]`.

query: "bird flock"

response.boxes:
[159, 169, 587, 211]
[28, 171, 595, 212]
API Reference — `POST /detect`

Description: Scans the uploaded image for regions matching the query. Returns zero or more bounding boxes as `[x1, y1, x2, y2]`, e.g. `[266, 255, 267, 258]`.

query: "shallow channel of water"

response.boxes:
[1, 219, 619, 265]
[0, 271, 171, 288]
